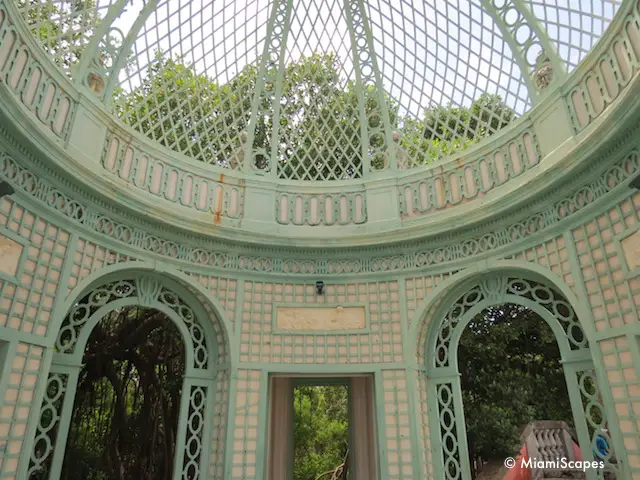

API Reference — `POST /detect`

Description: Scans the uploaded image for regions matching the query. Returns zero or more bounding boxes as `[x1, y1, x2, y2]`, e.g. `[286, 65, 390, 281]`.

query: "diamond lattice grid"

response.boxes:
[113, 0, 272, 167]
[16, 0, 628, 179]
[276, 0, 364, 180]
[17, 0, 117, 74]
[525, 0, 623, 71]
[367, 0, 531, 168]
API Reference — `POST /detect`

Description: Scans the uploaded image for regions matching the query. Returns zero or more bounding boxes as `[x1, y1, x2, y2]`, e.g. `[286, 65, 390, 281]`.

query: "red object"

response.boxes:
[503, 445, 531, 480]
[503, 442, 583, 480]
[573, 442, 583, 461]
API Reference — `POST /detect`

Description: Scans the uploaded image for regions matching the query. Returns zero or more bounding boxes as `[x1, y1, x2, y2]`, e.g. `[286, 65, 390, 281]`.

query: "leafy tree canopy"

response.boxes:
[53, 306, 185, 480]
[20, 1, 517, 175]
[18, 0, 101, 71]
[458, 303, 573, 466]
[115, 52, 515, 176]
[18, 2, 517, 175]
[293, 385, 349, 480]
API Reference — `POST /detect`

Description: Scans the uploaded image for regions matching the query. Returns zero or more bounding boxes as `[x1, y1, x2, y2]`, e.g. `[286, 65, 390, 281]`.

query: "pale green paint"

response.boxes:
[0, 0, 637, 479]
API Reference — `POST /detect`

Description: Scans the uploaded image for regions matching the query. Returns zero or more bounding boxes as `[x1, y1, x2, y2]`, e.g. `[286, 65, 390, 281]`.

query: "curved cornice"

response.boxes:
[0, 109, 638, 277]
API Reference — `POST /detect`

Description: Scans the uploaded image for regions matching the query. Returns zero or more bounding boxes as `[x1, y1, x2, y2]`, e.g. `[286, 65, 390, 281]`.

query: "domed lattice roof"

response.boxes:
[18, 0, 622, 181]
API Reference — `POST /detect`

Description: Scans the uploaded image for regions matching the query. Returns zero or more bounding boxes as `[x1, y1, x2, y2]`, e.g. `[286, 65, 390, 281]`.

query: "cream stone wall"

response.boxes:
[572, 192, 640, 474]
[239, 281, 402, 365]
[0, 199, 68, 337]
[621, 231, 640, 271]
[0, 343, 43, 479]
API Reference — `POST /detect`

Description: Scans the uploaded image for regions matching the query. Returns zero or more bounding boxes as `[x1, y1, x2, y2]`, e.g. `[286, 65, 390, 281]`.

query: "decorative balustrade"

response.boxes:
[276, 190, 367, 226]
[1, 0, 640, 238]
[566, 0, 640, 132]
[2, 130, 637, 274]
[522, 421, 583, 480]
[102, 131, 244, 225]
[0, 4, 76, 141]
[399, 125, 540, 219]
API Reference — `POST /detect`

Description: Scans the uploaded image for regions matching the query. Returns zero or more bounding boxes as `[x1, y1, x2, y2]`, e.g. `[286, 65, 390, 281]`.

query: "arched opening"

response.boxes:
[424, 275, 620, 480]
[60, 305, 185, 480]
[458, 303, 573, 478]
[27, 274, 226, 480]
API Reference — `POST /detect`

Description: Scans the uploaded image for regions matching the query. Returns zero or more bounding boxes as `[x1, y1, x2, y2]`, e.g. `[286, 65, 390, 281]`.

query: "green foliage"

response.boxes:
[60, 306, 185, 480]
[458, 304, 574, 463]
[18, 0, 101, 70]
[115, 52, 257, 164]
[276, 53, 391, 178]
[20, 2, 516, 174]
[115, 52, 515, 175]
[293, 385, 349, 480]
[400, 93, 516, 163]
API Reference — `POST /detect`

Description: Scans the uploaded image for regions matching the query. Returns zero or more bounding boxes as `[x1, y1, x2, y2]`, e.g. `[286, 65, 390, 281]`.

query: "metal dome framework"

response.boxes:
[16, 0, 622, 180]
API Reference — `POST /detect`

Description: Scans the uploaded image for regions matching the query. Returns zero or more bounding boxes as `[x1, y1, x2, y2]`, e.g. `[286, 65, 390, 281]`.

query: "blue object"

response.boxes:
[594, 435, 609, 460]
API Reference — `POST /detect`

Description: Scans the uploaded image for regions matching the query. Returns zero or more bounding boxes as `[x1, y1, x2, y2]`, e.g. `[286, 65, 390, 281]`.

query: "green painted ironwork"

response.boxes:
[0, 1, 637, 479]
[423, 275, 624, 480]
[1, 139, 638, 275]
[24, 274, 227, 480]
[11, 0, 623, 179]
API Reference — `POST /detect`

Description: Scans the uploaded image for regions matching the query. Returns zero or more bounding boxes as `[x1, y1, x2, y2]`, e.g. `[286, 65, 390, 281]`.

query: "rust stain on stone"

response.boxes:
[213, 174, 225, 224]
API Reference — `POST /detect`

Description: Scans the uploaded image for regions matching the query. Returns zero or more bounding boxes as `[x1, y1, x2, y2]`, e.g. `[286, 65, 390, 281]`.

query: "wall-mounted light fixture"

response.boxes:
[315, 280, 325, 295]
[0, 182, 14, 198]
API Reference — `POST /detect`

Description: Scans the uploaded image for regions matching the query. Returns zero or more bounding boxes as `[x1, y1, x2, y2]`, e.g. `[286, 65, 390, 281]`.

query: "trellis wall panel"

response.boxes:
[0, 168, 636, 479]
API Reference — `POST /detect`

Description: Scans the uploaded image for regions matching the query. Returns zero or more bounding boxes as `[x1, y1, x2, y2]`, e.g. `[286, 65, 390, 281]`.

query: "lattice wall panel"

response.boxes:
[63, 239, 235, 367]
[572, 193, 640, 332]
[507, 234, 576, 294]
[240, 281, 402, 364]
[183, 284, 231, 366]
[0, 199, 67, 336]
[381, 369, 413, 480]
[188, 275, 238, 331]
[208, 369, 230, 479]
[599, 336, 640, 472]
[0, 343, 43, 477]
[66, 238, 135, 295]
[416, 370, 433, 479]
[415, 297, 449, 366]
[229, 369, 262, 480]
[405, 273, 454, 330]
